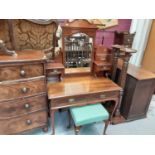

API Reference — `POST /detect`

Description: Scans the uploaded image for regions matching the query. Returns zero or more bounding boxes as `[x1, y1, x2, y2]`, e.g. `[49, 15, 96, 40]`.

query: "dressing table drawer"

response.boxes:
[0, 110, 47, 135]
[0, 64, 44, 81]
[51, 91, 119, 108]
[0, 94, 47, 119]
[95, 65, 112, 72]
[0, 76, 46, 101]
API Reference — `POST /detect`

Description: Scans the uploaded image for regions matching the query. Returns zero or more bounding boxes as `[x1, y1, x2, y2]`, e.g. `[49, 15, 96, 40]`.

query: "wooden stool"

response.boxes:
[68, 103, 110, 135]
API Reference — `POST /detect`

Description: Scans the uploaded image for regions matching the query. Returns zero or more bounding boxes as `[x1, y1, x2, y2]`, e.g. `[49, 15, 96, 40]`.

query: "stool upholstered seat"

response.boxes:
[69, 103, 109, 133]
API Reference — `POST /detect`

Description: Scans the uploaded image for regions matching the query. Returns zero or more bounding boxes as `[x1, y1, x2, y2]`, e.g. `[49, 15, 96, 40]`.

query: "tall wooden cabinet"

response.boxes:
[117, 62, 155, 120]
[0, 50, 48, 134]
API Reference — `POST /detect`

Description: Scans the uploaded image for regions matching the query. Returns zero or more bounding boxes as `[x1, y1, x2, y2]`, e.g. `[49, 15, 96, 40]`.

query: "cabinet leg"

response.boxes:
[51, 110, 55, 135]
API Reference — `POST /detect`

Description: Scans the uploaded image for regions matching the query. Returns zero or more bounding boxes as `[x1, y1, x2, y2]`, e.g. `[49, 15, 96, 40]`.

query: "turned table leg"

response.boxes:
[114, 90, 123, 116]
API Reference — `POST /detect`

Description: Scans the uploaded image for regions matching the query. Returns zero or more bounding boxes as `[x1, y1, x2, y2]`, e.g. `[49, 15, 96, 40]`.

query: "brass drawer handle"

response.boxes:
[68, 98, 75, 103]
[100, 94, 106, 99]
[24, 103, 30, 109]
[20, 70, 26, 77]
[26, 119, 32, 125]
[21, 87, 28, 93]
[53, 69, 58, 73]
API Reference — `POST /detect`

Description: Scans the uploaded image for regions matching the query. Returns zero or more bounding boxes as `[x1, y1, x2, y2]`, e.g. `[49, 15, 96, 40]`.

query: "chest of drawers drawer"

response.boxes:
[0, 110, 47, 135]
[51, 91, 119, 108]
[0, 94, 47, 119]
[0, 63, 44, 81]
[0, 76, 46, 101]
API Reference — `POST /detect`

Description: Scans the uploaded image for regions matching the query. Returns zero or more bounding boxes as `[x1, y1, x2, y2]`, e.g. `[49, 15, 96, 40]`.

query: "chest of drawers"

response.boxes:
[0, 50, 48, 134]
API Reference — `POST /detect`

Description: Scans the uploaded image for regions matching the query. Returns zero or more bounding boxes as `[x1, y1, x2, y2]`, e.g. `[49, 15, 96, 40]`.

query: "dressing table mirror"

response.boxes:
[61, 19, 98, 75]
[64, 33, 93, 73]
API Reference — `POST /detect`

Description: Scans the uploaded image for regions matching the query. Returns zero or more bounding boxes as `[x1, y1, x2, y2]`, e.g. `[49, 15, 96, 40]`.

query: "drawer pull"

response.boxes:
[24, 103, 30, 109]
[100, 94, 106, 99]
[26, 119, 32, 125]
[53, 69, 58, 73]
[21, 87, 28, 93]
[20, 70, 26, 77]
[68, 98, 75, 103]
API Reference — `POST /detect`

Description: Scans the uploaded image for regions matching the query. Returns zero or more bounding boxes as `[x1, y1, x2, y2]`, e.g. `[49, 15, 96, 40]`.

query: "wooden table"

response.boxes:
[48, 76, 122, 134]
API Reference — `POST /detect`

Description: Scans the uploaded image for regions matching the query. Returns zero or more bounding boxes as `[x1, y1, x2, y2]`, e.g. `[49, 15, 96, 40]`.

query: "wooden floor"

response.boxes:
[48, 75, 121, 99]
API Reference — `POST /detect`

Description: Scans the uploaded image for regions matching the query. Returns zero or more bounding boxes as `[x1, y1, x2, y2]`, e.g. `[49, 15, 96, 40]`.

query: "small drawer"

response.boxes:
[0, 76, 46, 101]
[47, 69, 62, 75]
[0, 64, 44, 81]
[0, 94, 47, 119]
[95, 65, 111, 72]
[0, 110, 47, 134]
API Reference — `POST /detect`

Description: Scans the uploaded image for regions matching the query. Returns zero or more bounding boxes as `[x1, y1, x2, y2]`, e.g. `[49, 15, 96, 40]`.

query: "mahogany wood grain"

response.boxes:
[0, 63, 44, 81]
[0, 76, 46, 102]
[0, 40, 48, 134]
[0, 94, 47, 119]
[118, 59, 155, 80]
[116, 60, 155, 121]
[0, 50, 46, 64]
[0, 110, 47, 135]
[48, 76, 122, 99]
[93, 45, 112, 76]
[51, 91, 119, 110]
[48, 75, 122, 134]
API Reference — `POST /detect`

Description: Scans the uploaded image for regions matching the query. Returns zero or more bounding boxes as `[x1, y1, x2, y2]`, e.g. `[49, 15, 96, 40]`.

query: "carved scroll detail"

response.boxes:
[0, 40, 16, 56]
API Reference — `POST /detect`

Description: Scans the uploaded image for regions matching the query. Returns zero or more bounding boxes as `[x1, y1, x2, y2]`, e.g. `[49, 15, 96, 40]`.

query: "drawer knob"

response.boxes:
[100, 94, 106, 99]
[26, 119, 32, 125]
[53, 69, 58, 73]
[21, 87, 28, 93]
[68, 98, 75, 103]
[20, 70, 26, 77]
[24, 103, 30, 109]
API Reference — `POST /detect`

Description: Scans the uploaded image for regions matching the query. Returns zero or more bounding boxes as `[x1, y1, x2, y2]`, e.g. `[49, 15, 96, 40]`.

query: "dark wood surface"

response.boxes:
[114, 31, 135, 48]
[0, 64, 44, 81]
[48, 76, 122, 99]
[48, 75, 122, 134]
[0, 50, 46, 64]
[117, 60, 155, 121]
[0, 51, 48, 134]
[118, 59, 155, 80]
[0, 110, 47, 135]
[0, 94, 47, 119]
[0, 76, 46, 102]
[93, 45, 112, 76]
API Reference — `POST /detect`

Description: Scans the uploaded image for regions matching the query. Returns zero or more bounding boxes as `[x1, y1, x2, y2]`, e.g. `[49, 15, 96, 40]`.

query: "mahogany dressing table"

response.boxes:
[48, 20, 136, 134]
[48, 75, 122, 135]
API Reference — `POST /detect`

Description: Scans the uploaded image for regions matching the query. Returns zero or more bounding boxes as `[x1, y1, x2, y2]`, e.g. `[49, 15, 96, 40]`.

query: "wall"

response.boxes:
[96, 19, 131, 47]
[142, 20, 155, 73]
[58, 19, 132, 47]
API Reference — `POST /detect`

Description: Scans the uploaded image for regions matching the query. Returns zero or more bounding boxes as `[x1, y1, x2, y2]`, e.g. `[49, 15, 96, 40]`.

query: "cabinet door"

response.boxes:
[128, 79, 155, 119]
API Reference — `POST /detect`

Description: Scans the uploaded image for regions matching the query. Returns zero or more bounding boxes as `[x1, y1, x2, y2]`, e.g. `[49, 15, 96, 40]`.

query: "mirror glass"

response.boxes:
[64, 33, 93, 73]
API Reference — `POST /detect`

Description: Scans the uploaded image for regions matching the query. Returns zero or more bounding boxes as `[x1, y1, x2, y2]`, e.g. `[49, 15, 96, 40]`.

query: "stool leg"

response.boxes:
[103, 120, 109, 135]
[67, 110, 72, 129]
[74, 126, 81, 135]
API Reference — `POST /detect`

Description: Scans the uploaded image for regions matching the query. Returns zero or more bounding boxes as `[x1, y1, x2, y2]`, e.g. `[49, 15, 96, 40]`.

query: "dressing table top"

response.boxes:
[48, 75, 122, 99]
